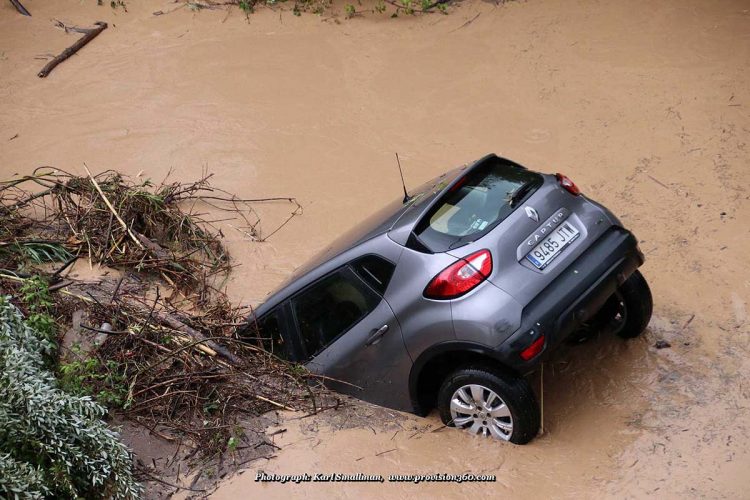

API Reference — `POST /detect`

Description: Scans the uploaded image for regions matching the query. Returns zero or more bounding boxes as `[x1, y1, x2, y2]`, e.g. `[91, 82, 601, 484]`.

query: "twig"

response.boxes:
[252, 394, 295, 412]
[51, 255, 78, 278]
[130, 372, 227, 399]
[646, 174, 671, 191]
[3, 188, 53, 211]
[375, 448, 397, 456]
[110, 275, 125, 303]
[540, 362, 544, 435]
[0, 239, 65, 247]
[80, 324, 129, 335]
[0, 273, 25, 283]
[9, 0, 31, 16]
[136, 468, 207, 493]
[681, 314, 695, 332]
[138, 287, 161, 334]
[83, 164, 145, 250]
[130, 390, 201, 409]
[48, 280, 74, 292]
[449, 11, 480, 32]
[38, 22, 107, 78]
[260, 202, 303, 241]
[194, 195, 297, 203]
[52, 19, 93, 34]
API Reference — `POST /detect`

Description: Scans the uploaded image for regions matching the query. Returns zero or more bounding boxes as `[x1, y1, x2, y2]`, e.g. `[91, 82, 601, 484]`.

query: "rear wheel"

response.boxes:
[605, 270, 653, 338]
[437, 366, 539, 444]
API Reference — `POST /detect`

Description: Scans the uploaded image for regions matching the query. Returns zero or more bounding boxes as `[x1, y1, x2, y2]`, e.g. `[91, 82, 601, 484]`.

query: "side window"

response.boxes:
[248, 310, 288, 360]
[352, 255, 395, 295]
[292, 267, 381, 358]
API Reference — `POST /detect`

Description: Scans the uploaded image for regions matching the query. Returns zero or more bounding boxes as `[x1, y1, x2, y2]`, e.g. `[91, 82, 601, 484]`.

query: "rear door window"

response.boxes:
[412, 157, 542, 252]
[352, 255, 395, 295]
[291, 267, 381, 358]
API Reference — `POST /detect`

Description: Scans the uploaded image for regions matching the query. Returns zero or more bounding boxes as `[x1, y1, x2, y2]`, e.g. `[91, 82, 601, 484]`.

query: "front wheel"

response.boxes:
[601, 270, 653, 339]
[437, 366, 540, 444]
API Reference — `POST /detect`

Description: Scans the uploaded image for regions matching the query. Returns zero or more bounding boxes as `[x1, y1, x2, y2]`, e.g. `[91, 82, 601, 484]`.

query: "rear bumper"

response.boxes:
[495, 226, 643, 372]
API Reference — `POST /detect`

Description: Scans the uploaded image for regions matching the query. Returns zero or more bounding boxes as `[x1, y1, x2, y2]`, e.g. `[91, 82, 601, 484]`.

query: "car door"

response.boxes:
[290, 256, 413, 412]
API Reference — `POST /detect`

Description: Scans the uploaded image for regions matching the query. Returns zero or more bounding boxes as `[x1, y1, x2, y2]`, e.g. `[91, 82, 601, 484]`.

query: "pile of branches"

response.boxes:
[58, 278, 325, 456]
[0, 166, 301, 303]
[0, 167, 318, 458]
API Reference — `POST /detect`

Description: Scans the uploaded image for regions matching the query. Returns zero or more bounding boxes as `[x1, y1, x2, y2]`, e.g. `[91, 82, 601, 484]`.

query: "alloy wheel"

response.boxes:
[449, 384, 513, 441]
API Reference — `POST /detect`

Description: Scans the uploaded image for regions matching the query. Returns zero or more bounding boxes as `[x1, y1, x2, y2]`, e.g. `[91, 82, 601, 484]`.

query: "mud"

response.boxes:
[1, 0, 749, 497]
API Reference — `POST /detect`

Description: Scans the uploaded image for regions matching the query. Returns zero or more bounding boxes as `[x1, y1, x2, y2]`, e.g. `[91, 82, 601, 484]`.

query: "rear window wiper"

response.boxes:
[508, 182, 535, 208]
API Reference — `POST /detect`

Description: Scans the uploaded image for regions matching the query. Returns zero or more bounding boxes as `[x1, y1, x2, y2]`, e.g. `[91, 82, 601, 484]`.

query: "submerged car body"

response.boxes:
[241, 154, 649, 443]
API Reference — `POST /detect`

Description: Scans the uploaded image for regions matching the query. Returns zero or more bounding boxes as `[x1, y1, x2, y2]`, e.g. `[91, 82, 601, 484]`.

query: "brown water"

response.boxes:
[1, 0, 749, 497]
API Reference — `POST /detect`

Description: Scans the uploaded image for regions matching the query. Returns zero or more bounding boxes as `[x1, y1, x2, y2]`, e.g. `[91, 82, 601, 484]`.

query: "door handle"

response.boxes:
[364, 324, 389, 347]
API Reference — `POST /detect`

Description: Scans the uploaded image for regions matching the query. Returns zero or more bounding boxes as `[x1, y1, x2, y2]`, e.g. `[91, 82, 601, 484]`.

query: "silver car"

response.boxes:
[243, 154, 652, 444]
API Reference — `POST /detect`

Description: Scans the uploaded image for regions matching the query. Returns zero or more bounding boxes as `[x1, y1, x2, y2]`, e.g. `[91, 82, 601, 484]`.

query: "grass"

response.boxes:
[0, 242, 72, 271]
[22, 242, 72, 265]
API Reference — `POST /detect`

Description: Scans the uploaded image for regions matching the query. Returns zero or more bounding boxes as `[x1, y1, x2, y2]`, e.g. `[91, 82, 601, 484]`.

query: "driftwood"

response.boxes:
[155, 311, 240, 365]
[152, 310, 242, 365]
[38, 21, 107, 78]
[134, 232, 172, 262]
[9, 0, 30, 16]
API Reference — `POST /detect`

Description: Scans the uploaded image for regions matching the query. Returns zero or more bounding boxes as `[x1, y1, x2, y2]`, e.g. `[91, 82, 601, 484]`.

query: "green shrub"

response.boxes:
[0, 296, 140, 499]
[0, 453, 48, 499]
[18, 277, 55, 341]
[59, 350, 128, 408]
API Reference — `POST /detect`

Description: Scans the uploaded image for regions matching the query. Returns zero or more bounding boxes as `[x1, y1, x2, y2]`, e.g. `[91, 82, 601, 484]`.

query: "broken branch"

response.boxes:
[152, 310, 242, 365]
[38, 21, 107, 78]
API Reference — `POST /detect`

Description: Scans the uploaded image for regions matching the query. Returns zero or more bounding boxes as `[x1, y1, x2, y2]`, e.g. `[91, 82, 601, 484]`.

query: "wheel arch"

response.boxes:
[408, 341, 518, 416]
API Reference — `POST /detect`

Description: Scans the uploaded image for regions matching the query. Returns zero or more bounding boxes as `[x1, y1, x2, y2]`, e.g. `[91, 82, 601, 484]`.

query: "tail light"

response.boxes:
[556, 173, 581, 196]
[520, 334, 545, 361]
[424, 249, 492, 300]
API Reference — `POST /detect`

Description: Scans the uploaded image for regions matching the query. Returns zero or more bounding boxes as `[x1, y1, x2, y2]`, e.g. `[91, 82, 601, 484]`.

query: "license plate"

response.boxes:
[526, 219, 580, 269]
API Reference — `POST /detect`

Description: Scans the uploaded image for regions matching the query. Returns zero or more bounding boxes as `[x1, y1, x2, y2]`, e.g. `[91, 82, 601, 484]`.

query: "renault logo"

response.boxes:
[525, 206, 540, 222]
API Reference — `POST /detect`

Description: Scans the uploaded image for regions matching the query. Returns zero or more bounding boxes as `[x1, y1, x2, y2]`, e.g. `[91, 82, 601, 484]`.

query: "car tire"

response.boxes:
[437, 366, 540, 445]
[611, 270, 653, 339]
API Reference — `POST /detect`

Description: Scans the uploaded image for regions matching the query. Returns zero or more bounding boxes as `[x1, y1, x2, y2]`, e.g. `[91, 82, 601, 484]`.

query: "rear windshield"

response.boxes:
[411, 157, 542, 252]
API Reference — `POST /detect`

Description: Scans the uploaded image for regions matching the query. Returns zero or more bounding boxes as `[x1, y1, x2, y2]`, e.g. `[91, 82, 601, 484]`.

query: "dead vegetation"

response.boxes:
[0, 167, 327, 490]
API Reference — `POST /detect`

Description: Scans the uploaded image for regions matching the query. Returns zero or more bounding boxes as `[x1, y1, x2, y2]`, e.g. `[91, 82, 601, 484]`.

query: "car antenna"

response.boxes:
[395, 153, 412, 204]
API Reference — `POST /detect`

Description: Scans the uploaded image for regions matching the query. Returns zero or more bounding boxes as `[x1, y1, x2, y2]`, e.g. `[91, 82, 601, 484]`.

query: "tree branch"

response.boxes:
[38, 22, 107, 78]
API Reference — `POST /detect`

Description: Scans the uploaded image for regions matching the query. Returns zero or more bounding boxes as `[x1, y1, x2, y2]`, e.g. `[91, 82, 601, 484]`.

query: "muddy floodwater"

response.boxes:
[1, 0, 749, 498]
